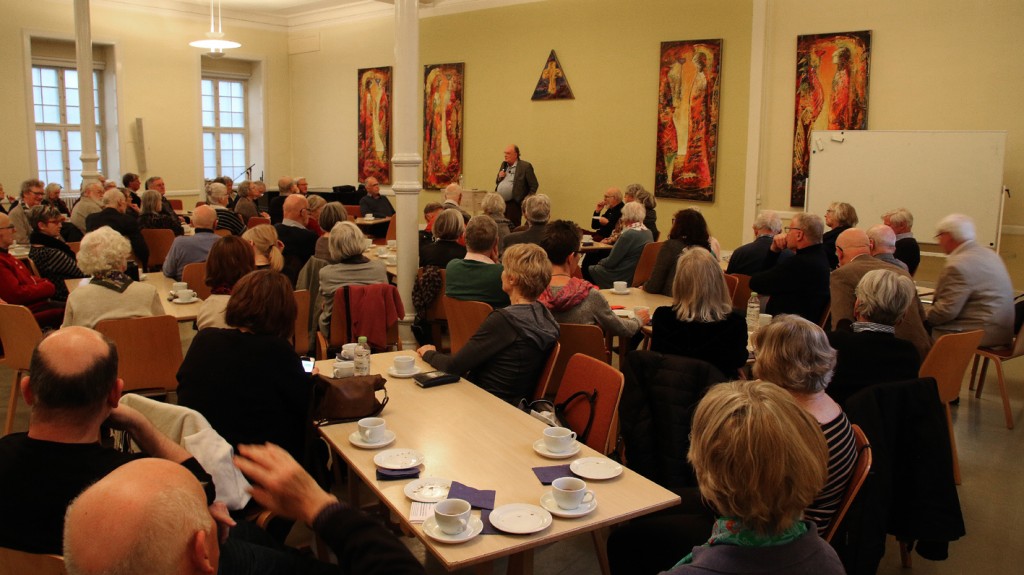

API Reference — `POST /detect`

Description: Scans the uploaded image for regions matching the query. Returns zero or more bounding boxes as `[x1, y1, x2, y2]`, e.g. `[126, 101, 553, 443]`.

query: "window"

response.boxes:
[32, 66, 104, 190]
[201, 78, 247, 180]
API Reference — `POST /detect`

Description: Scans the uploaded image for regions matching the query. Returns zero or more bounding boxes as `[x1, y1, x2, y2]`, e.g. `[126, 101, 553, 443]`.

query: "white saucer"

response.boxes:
[422, 515, 483, 543]
[374, 448, 425, 470]
[172, 298, 199, 305]
[348, 430, 396, 449]
[387, 366, 421, 378]
[532, 438, 581, 459]
[611, 289, 630, 295]
[570, 457, 623, 480]
[488, 503, 552, 534]
[404, 477, 452, 502]
[539, 491, 597, 518]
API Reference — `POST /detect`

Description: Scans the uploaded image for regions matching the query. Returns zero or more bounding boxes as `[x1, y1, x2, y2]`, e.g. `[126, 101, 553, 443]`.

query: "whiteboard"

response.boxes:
[806, 130, 1007, 249]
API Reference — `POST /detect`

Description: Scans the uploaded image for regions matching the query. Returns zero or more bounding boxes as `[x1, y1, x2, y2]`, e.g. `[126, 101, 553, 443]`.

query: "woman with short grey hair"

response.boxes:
[481, 192, 513, 243]
[315, 202, 349, 261]
[317, 221, 388, 334]
[233, 180, 269, 224]
[419, 208, 467, 268]
[587, 202, 653, 289]
[138, 189, 183, 236]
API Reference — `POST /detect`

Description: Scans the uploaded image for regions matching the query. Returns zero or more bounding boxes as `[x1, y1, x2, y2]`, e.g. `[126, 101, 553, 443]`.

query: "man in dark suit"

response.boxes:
[500, 194, 550, 252]
[494, 144, 538, 228]
[274, 194, 317, 285]
[749, 212, 830, 323]
[86, 189, 149, 267]
[269, 176, 297, 225]
[883, 207, 920, 276]
[726, 209, 789, 275]
[589, 187, 624, 241]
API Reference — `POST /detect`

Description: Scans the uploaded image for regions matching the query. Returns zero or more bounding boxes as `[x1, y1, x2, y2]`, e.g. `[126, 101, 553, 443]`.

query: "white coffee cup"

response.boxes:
[340, 343, 358, 360]
[376, 247, 388, 257]
[393, 355, 416, 375]
[384, 255, 397, 266]
[332, 360, 355, 378]
[357, 417, 386, 443]
[552, 476, 595, 510]
[543, 426, 577, 453]
[387, 240, 397, 250]
[365, 214, 375, 221]
[613, 281, 628, 293]
[582, 235, 594, 244]
[434, 498, 471, 535]
[171, 282, 188, 293]
[175, 289, 197, 302]
[364, 238, 374, 250]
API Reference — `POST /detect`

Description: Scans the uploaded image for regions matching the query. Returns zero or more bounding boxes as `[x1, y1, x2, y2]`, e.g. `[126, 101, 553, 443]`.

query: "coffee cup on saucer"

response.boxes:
[339, 343, 358, 360]
[357, 417, 387, 443]
[612, 281, 628, 294]
[393, 355, 416, 375]
[387, 240, 397, 250]
[551, 476, 595, 510]
[543, 427, 577, 453]
[376, 247, 388, 257]
[365, 214, 375, 221]
[332, 360, 355, 378]
[581, 235, 594, 245]
[171, 282, 189, 293]
[175, 289, 197, 302]
[434, 498, 471, 535]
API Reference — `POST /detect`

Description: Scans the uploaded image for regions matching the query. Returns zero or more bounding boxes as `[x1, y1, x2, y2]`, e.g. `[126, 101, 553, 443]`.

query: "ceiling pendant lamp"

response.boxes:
[189, 0, 241, 58]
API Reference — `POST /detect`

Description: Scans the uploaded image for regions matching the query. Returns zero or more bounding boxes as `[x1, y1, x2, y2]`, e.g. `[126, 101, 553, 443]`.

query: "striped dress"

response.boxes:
[805, 411, 858, 535]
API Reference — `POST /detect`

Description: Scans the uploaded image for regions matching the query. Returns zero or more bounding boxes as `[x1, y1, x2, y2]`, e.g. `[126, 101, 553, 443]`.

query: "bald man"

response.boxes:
[591, 187, 624, 240]
[358, 177, 394, 237]
[274, 194, 317, 285]
[867, 224, 909, 272]
[162, 205, 220, 281]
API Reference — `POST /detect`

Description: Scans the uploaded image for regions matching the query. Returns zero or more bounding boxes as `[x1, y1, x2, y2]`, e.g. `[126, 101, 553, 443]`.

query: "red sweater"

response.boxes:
[0, 250, 55, 306]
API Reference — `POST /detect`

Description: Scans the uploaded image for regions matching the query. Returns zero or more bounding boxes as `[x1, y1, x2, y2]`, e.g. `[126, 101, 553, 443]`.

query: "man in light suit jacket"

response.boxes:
[928, 214, 1014, 347]
[494, 144, 538, 228]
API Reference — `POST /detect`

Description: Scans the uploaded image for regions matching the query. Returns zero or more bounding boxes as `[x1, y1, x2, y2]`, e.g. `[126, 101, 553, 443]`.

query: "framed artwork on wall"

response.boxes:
[654, 39, 722, 202]
[532, 50, 574, 100]
[357, 67, 392, 184]
[423, 62, 464, 189]
[790, 30, 871, 207]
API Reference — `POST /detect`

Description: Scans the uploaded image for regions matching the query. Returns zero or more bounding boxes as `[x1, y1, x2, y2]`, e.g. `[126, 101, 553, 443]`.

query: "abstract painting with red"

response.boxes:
[423, 63, 464, 189]
[357, 67, 392, 184]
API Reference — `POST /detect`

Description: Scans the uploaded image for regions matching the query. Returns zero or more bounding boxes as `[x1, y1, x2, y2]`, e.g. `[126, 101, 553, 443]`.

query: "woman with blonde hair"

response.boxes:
[650, 247, 748, 376]
[243, 224, 284, 272]
[822, 201, 858, 269]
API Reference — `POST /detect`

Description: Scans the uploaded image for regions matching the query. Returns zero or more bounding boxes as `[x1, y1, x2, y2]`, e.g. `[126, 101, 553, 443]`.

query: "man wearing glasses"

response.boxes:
[591, 187, 624, 241]
[9, 179, 45, 244]
[749, 212, 831, 323]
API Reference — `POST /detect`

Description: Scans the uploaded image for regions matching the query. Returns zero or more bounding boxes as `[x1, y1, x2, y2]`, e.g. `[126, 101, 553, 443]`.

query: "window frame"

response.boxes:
[201, 75, 249, 181]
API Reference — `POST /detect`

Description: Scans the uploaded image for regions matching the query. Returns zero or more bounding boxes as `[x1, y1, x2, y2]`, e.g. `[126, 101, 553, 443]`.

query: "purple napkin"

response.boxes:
[448, 481, 495, 510]
[532, 464, 573, 485]
[376, 467, 420, 481]
[480, 509, 500, 535]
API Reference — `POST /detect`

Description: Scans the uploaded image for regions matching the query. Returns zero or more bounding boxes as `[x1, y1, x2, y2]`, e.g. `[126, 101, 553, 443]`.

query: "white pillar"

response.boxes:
[392, 0, 422, 346]
[74, 0, 101, 188]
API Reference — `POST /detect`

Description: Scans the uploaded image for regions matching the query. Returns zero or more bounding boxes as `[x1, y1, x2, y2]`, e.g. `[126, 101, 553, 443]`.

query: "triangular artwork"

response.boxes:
[532, 50, 574, 100]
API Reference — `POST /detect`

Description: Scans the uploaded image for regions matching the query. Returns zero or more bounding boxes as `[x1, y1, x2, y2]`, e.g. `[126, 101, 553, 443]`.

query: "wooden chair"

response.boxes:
[327, 285, 403, 352]
[140, 228, 175, 272]
[918, 329, 985, 484]
[729, 273, 752, 312]
[181, 262, 211, 300]
[372, 217, 397, 245]
[969, 322, 1024, 429]
[555, 353, 624, 455]
[66, 241, 80, 254]
[531, 342, 561, 401]
[247, 216, 270, 229]
[344, 205, 361, 221]
[723, 273, 739, 301]
[550, 324, 610, 400]
[169, 199, 183, 210]
[293, 289, 310, 356]
[94, 315, 183, 396]
[442, 297, 493, 355]
[823, 423, 872, 543]
[0, 547, 66, 575]
[0, 305, 45, 435]
[630, 241, 664, 288]
[24, 257, 42, 278]
[418, 268, 448, 351]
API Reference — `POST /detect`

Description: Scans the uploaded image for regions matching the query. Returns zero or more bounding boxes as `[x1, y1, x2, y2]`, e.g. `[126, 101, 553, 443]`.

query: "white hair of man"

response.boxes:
[753, 210, 783, 234]
[82, 182, 104, 199]
[207, 182, 229, 204]
[100, 188, 126, 208]
[524, 193, 551, 225]
[854, 268, 916, 326]
[444, 184, 462, 204]
[882, 208, 914, 230]
[866, 224, 898, 254]
[621, 201, 647, 224]
[936, 213, 976, 243]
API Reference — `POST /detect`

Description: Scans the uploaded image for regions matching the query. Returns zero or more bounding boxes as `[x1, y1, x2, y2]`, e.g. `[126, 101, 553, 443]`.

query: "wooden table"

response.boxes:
[317, 352, 679, 574]
[598, 287, 672, 311]
[364, 245, 398, 277]
[354, 216, 393, 228]
[579, 242, 613, 254]
[66, 273, 202, 322]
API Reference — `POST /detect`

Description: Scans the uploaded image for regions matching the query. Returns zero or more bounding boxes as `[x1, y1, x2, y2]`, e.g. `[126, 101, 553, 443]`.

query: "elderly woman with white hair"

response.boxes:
[206, 182, 246, 236]
[317, 221, 388, 334]
[587, 201, 653, 289]
[62, 226, 163, 328]
[419, 208, 467, 268]
[233, 180, 269, 224]
[481, 192, 513, 244]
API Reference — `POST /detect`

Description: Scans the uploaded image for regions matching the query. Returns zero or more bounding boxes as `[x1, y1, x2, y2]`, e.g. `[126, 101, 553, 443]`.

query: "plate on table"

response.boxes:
[570, 457, 623, 480]
[539, 490, 597, 518]
[532, 439, 581, 459]
[422, 515, 484, 543]
[172, 298, 199, 305]
[611, 288, 630, 295]
[404, 477, 452, 502]
[488, 503, 552, 534]
[348, 430, 396, 449]
[387, 366, 422, 378]
[373, 448, 425, 470]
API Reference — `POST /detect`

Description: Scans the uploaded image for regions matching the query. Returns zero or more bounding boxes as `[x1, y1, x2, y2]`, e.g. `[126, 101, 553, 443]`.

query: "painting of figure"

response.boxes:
[358, 67, 392, 184]
[532, 50, 574, 100]
[423, 63, 464, 189]
[790, 30, 871, 207]
[655, 39, 721, 202]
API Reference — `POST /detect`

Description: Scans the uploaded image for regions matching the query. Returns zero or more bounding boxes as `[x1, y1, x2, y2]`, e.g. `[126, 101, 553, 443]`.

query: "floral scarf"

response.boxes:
[674, 517, 808, 567]
[538, 277, 597, 313]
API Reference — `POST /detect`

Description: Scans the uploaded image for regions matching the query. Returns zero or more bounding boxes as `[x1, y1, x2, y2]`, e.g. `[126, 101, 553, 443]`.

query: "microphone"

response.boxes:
[500, 161, 509, 173]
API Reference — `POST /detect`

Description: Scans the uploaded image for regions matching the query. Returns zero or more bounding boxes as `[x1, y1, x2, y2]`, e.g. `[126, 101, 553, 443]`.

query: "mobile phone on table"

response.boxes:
[301, 356, 315, 373]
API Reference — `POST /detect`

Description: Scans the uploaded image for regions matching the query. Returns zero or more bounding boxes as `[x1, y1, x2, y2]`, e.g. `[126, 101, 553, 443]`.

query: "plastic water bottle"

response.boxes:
[746, 292, 760, 333]
[353, 336, 371, 376]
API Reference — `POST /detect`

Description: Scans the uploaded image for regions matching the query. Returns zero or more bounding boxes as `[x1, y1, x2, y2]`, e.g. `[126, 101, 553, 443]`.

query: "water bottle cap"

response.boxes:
[357, 336, 368, 343]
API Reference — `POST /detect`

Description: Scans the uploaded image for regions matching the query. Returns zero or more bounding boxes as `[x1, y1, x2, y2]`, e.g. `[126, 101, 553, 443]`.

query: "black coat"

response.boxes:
[749, 243, 830, 323]
[86, 207, 149, 266]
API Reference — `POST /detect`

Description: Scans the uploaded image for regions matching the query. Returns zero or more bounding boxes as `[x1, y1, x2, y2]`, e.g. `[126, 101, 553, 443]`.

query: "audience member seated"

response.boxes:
[274, 194, 318, 285]
[419, 208, 467, 268]
[481, 192, 513, 245]
[441, 183, 472, 223]
[86, 188, 150, 267]
[661, 380, 845, 574]
[501, 193, 551, 251]
[0, 211, 62, 327]
[883, 207, 920, 275]
[650, 248, 747, 376]
[445, 214, 510, 308]
[867, 224, 909, 272]
[138, 189, 184, 236]
[269, 176, 297, 224]
[751, 314, 857, 536]
[822, 201, 858, 270]
[244, 224, 285, 272]
[42, 182, 70, 216]
[928, 213, 1015, 347]
[539, 219, 645, 338]
[317, 221, 388, 334]
[590, 187, 624, 241]
[644, 208, 714, 297]
[233, 180, 269, 224]
[8, 178, 44, 243]
[162, 205, 220, 281]
[144, 176, 181, 224]
[305, 194, 327, 237]
[358, 177, 394, 238]
[121, 172, 142, 210]
[27, 205, 85, 302]
[749, 212, 830, 322]
[418, 244, 559, 403]
[828, 269, 922, 405]
[588, 202, 653, 289]
[197, 236, 255, 330]
[725, 209, 790, 276]
[207, 182, 246, 236]
[421, 201, 445, 244]
[315, 202, 349, 261]
[70, 182, 104, 233]
[63, 226, 162, 328]
[601, 184, 659, 244]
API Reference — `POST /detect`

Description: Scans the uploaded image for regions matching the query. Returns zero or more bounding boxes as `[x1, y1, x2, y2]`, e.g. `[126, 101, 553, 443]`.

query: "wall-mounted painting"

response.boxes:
[790, 30, 871, 207]
[358, 67, 392, 184]
[423, 63, 464, 189]
[655, 39, 722, 202]
[532, 50, 574, 100]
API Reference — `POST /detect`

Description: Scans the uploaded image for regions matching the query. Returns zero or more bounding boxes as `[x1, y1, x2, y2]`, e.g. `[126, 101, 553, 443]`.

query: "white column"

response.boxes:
[742, 0, 769, 233]
[392, 0, 422, 346]
[74, 0, 101, 188]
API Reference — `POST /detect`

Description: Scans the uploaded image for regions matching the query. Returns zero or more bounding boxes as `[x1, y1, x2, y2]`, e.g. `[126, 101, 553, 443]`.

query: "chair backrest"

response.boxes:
[531, 342, 561, 401]
[181, 262, 211, 300]
[554, 353, 625, 454]
[723, 273, 739, 300]
[385, 216, 397, 241]
[66, 241, 80, 254]
[631, 241, 664, 287]
[420, 268, 448, 322]
[442, 297, 493, 354]
[247, 216, 270, 229]
[549, 323, 609, 399]
[823, 423, 873, 543]
[169, 199, 184, 210]
[0, 547, 66, 575]
[139, 228, 176, 271]
[24, 257, 42, 278]
[919, 329, 985, 403]
[94, 315, 183, 394]
[329, 285, 402, 351]
[293, 289, 310, 356]
[729, 273, 752, 311]
[0, 304, 43, 372]
[345, 205, 361, 220]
